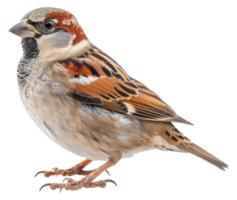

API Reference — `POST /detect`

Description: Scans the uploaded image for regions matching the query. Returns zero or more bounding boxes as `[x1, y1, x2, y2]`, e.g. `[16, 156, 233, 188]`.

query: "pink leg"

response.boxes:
[38, 161, 118, 194]
[33, 158, 95, 178]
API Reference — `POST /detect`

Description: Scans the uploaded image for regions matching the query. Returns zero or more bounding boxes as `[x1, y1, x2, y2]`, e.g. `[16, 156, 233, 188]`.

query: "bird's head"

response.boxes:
[9, 7, 91, 61]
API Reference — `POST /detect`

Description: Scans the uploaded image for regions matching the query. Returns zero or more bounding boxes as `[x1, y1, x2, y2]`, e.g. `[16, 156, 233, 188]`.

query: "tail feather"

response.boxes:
[160, 123, 228, 170]
[179, 143, 228, 171]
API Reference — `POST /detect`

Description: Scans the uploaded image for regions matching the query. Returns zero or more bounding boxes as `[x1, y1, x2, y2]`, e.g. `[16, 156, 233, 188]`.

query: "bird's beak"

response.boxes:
[9, 19, 40, 38]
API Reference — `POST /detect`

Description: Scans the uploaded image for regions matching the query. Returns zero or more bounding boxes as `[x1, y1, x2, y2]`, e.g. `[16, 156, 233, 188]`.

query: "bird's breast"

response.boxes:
[18, 66, 161, 160]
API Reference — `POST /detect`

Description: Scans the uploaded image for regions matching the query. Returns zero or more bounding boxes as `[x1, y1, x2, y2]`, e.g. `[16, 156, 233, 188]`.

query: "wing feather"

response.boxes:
[58, 45, 192, 125]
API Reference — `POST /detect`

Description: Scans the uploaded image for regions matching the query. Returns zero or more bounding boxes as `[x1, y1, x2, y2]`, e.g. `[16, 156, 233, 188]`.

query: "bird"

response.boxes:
[9, 7, 228, 192]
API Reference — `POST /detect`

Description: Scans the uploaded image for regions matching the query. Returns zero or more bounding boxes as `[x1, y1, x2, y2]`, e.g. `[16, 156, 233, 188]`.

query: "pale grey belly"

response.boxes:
[19, 81, 156, 161]
[19, 89, 111, 161]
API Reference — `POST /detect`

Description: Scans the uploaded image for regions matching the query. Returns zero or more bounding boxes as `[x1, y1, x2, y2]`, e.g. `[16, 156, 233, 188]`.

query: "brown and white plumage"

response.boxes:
[60, 45, 193, 124]
[9, 7, 228, 191]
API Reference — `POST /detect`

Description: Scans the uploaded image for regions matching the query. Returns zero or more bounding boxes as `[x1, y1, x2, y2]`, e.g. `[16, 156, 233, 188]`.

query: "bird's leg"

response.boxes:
[39, 160, 117, 191]
[35, 158, 96, 177]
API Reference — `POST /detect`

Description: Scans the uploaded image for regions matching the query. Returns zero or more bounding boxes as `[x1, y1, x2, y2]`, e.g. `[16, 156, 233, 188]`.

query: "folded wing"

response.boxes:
[58, 45, 192, 125]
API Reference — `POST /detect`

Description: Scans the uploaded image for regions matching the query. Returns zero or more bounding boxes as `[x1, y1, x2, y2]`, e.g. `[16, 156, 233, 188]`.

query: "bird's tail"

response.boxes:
[159, 123, 228, 171]
[178, 142, 228, 171]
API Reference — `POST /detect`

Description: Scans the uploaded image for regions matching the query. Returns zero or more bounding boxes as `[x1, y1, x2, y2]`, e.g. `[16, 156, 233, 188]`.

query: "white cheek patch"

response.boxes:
[37, 35, 91, 62]
[73, 76, 98, 85]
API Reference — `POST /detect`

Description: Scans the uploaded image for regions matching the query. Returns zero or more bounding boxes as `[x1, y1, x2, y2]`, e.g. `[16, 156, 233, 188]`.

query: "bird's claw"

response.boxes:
[39, 178, 117, 192]
[32, 159, 95, 178]
[35, 167, 61, 177]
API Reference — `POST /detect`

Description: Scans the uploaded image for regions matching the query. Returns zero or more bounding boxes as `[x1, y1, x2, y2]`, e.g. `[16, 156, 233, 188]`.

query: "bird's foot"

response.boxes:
[35, 158, 95, 177]
[33, 159, 118, 194]
[40, 177, 117, 191]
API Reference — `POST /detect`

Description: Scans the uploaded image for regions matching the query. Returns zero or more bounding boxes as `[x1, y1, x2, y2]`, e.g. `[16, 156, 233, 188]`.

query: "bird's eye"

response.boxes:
[44, 21, 55, 29]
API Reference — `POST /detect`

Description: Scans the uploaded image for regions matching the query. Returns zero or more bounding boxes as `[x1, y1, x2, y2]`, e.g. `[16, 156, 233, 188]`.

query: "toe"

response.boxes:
[35, 169, 58, 177]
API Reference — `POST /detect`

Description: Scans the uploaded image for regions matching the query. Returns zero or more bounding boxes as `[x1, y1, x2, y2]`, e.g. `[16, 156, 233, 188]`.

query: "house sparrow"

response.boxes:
[9, 7, 228, 192]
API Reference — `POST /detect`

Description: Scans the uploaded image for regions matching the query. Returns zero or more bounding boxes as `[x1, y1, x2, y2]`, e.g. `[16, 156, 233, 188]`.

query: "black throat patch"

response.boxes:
[21, 38, 39, 59]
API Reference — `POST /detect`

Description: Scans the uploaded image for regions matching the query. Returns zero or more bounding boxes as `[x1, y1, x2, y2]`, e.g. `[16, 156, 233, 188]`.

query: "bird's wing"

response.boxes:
[58, 45, 192, 125]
